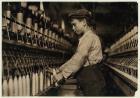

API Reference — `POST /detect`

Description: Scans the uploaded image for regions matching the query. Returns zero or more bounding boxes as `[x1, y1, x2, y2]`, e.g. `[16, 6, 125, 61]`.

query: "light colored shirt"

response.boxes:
[59, 29, 103, 78]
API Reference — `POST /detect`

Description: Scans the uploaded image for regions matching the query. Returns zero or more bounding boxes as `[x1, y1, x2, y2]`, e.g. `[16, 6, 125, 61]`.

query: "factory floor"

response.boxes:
[43, 65, 125, 96]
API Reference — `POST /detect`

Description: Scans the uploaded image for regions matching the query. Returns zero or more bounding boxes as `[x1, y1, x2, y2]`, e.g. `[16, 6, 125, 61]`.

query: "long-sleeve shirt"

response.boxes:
[59, 29, 103, 79]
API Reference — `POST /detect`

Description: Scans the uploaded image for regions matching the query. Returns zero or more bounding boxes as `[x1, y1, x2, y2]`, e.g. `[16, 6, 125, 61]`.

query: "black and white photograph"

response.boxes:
[1, 1, 138, 96]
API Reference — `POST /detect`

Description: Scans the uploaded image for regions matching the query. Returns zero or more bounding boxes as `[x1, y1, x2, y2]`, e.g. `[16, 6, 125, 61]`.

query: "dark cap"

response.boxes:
[68, 9, 92, 19]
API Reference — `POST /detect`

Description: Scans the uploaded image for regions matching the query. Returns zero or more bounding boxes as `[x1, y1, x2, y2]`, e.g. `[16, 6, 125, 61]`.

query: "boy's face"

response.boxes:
[71, 19, 85, 35]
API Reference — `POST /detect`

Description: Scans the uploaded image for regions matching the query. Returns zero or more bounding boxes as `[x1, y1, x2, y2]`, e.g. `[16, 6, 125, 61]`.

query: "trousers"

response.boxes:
[76, 64, 106, 96]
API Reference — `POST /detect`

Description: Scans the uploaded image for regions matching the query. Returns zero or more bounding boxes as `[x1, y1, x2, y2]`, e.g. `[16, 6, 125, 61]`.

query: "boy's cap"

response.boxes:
[68, 9, 92, 19]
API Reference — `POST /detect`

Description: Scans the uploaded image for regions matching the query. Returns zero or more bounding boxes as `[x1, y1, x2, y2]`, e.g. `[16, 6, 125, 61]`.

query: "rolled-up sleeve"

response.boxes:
[59, 33, 94, 78]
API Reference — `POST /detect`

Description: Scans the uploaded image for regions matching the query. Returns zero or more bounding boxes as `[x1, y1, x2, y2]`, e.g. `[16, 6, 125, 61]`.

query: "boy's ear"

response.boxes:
[83, 19, 87, 26]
